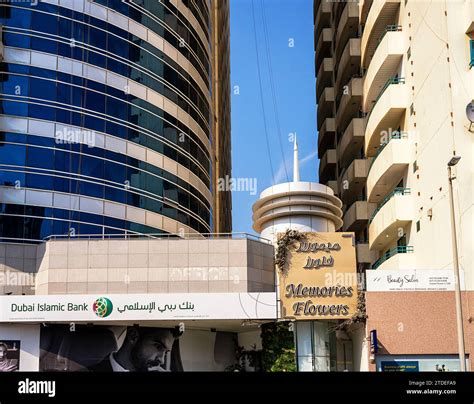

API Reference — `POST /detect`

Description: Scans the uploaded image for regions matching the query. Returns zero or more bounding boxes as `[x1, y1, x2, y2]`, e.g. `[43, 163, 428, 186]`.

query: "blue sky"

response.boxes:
[229, 0, 318, 235]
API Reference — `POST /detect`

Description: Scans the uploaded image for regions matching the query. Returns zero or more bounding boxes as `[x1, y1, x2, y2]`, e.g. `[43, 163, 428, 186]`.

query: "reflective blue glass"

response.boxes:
[0, 1, 214, 242]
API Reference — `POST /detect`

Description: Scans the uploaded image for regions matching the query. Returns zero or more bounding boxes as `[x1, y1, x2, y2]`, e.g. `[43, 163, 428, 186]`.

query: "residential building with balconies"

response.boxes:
[314, 0, 368, 274]
[315, 0, 474, 371]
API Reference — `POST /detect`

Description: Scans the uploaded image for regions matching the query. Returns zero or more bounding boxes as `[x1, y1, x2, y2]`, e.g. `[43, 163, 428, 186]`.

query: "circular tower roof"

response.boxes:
[251, 137, 343, 237]
[252, 181, 343, 233]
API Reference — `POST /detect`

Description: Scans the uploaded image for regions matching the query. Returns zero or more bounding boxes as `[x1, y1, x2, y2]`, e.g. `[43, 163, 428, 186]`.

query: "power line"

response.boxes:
[251, 0, 275, 183]
[260, 0, 289, 183]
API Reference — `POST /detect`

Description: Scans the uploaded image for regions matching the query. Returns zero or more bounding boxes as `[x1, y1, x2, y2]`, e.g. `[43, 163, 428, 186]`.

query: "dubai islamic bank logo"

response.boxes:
[93, 297, 113, 318]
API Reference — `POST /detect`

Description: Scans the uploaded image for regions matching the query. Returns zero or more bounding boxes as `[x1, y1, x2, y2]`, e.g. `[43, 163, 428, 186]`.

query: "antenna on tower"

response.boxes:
[293, 135, 300, 182]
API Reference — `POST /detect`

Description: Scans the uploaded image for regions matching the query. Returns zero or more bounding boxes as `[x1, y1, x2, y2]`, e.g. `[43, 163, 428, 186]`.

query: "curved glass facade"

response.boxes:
[0, 0, 220, 242]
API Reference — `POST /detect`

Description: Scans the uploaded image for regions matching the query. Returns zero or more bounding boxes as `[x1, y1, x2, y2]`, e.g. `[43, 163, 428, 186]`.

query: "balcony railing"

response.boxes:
[371, 245, 414, 269]
[366, 76, 405, 121]
[43, 232, 272, 244]
[378, 24, 402, 45]
[368, 187, 411, 224]
[368, 131, 409, 172]
[375, 76, 405, 103]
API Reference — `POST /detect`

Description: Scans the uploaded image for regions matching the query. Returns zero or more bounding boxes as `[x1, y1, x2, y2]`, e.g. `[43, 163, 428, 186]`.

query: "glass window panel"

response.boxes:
[296, 321, 313, 371]
[78, 223, 102, 235]
[0, 215, 25, 240]
[2, 100, 28, 117]
[26, 146, 54, 169]
[32, 13, 58, 35]
[30, 78, 57, 101]
[105, 186, 126, 204]
[29, 104, 55, 121]
[40, 218, 53, 240]
[31, 36, 58, 54]
[78, 181, 104, 199]
[25, 173, 53, 190]
[3, 32, 31, 48]
[52, 219, 69, 236]
[0, 170, 25, 187]
[4, 7, 32, 29]
[0, 144, 26, 165]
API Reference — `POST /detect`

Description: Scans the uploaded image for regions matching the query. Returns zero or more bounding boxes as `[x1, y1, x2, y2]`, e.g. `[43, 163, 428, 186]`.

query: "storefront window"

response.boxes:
[295, 321, 338, 372]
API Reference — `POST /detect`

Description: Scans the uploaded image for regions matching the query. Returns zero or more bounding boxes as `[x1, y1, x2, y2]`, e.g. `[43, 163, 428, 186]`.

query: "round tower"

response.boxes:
[252, 137, 343, 243]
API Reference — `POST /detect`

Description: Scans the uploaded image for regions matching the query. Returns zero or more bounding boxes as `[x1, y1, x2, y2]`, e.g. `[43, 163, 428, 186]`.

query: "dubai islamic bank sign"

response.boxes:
[0, 293, 277, 322]
[278, 232, 358, 320]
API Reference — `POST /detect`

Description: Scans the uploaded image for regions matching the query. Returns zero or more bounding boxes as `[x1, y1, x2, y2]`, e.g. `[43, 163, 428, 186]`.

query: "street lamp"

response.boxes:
[447, 155, 466, 371]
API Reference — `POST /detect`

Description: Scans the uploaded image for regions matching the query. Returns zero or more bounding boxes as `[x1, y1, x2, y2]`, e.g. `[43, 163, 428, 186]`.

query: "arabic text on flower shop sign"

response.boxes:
[278, 232, 358, 320]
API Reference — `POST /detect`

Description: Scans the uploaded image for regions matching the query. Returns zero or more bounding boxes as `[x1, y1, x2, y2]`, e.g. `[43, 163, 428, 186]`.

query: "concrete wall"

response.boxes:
[15, 238, 276, 295]
[366, 291, 474, 370]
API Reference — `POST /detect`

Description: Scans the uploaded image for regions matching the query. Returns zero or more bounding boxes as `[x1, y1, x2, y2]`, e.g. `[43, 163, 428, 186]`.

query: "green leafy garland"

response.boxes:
[332, 288, 368, 331]
[275, 229, 306, 275]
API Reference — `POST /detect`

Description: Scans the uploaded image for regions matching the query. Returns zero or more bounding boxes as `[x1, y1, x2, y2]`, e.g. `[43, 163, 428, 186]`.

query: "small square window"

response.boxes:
[407, 47, 411, 60]
[416, 220, 421, 232]
[410, 103, 415, 115]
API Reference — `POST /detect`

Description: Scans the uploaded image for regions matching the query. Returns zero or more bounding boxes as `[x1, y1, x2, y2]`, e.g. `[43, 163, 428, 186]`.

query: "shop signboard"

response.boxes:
[377, 356, 465, 372]
[0, 292, 277, 322]
[381, 361, 419, 372]
[278, 232, 358, 320]
[366, 269, 465, 292]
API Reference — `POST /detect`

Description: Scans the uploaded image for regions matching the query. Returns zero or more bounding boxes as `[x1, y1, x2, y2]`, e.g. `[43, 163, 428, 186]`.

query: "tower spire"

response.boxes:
[293, 135, 300, 182]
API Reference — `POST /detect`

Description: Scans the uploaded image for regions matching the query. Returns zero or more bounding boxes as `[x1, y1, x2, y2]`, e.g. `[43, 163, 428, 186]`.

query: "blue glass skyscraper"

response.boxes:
[0, 0, 231, 242]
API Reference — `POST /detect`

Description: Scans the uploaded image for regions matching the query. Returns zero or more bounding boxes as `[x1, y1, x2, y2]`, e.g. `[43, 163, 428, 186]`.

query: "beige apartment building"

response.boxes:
[212, 0, 233, 234]
[314, 0, 474, 371]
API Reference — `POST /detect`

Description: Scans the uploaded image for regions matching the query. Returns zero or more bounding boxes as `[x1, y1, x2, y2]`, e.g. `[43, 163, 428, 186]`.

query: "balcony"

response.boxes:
[339, 159, 369, 204]
[319, 149, 337, 184]
[343, 200, 376, 232]
[318, 117, 336, 158]
[334, 1, 359, 62]
[314, 0, 320, 18]
[371, 246, 414, 269]
[337, 118, 365, 169]
[335, 38, 361, 96]
[368, 188, 413, 250]
[315, 28, 333, 72]
[359, 0, 374, 26]
[317, 87, 335, 124]
[316, 57, 334, 100]
[356, 242, 378, 265]
[364, 77, 408, 155]
[363, 28, 405, 112]
[367, 134, 414, 203]
[314, 0, 332, 44]
[336, 77, 363, 134]
[326, 180, 338, 195]
[361, 0, 401, 69]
